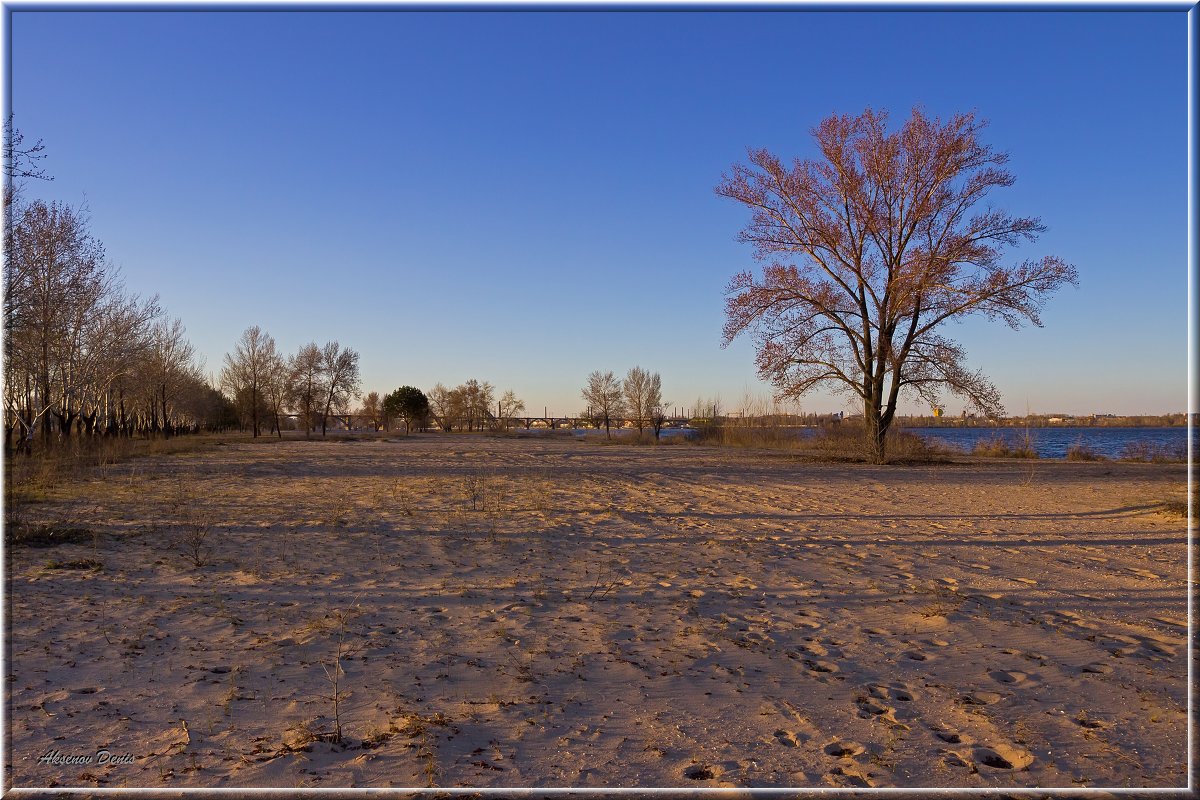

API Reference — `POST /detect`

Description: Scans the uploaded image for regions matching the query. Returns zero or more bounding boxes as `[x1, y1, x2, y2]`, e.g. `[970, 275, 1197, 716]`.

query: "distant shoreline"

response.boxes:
[895, 414, 1192, 429]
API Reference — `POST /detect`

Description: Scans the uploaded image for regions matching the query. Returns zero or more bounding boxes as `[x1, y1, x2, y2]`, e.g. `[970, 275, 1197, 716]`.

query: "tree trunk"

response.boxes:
[864, 395, 889, 464]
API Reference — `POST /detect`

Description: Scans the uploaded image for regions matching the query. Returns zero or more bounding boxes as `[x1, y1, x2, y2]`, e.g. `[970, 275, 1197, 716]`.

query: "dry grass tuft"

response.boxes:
[1066, 442, 1106, 461]
[1157, 500, 1190, 518]
[1119, 441, 1187, 463]
[972, 434, 1038, 459]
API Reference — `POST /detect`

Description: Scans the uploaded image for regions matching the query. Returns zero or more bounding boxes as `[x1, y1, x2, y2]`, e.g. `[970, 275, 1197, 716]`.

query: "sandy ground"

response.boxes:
[3, 434, 1190, 790]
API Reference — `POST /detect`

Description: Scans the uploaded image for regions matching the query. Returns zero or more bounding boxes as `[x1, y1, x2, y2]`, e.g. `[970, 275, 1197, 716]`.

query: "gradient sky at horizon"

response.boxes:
[6, 8, 1190, 417]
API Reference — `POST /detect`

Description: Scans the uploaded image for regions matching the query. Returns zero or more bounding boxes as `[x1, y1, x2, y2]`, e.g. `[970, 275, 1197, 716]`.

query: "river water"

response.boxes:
[903, 426, 1193, 460]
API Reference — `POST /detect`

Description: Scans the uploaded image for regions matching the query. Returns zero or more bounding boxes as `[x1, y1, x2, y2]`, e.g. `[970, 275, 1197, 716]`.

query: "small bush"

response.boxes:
[1119, 441, 1187, 463]
[6, 524, 93, 548]
[1066, 442, 1106, 461]
[972, 434, 1038, 459]
[1158, 500, 1189, 518]
[44, 558, 103, 571]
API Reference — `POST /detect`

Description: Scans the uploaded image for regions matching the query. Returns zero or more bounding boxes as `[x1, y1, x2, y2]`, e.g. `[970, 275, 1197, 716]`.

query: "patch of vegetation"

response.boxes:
[1157, 500, 1190, 518]
[698, 422, 955, 464]
[972, 434, 1038, 459]
[7, 524, 94, 548]
[43, 557, 103, 571]
[1119, 441, 1187, 463]
[1065, 442, 1106, 461]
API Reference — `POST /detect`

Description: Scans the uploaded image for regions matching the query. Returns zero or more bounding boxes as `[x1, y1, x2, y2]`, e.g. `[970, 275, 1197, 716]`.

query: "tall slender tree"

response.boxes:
[289, 343, 325, 439]
[622, 367, 662, 435]
[221, 325, 277, 438]
[581, 370, 625, 440]
[319, 341, 361, 436]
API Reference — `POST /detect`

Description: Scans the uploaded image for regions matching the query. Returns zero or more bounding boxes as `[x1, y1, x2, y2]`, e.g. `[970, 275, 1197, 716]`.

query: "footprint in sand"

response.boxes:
[823, 740, 865, 757]
[774, 729, 801, 747]
[973, 743, 1034, 770]
[800, 641, 829, 657]
[988, 670, 1029, 685]
[933, 728, 973, 745]
[828, 763, 875, 787]
[869, 683, 917, 703]
[853, 696, 902, 727]
[803, 658, 840, 674]
[1073, 714, 1111, 730]
[962, 691, 1003, 706]
[1139, 639, 1178, 658]
[683, 763, 723, 781]
[1080, 662, 1113, 675]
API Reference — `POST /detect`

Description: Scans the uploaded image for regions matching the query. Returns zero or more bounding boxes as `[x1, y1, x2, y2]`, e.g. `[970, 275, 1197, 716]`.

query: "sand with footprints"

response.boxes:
[5, 434, 1189, 789]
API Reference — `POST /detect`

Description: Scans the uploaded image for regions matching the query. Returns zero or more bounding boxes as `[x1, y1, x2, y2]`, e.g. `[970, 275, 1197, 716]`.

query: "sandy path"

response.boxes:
[5, 435, 1189, 789]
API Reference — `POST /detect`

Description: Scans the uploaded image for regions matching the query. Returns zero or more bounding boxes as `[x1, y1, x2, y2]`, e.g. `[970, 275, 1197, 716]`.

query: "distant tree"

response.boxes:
[262, 346, 291, 438]
[427, 383, 454, 431]
[221, 325, 277, 438]
[144, 317, 198, 438]
[622, 367, 662, 435]
[718, 107, 1078, 462]
[497, 389, 525, 430]
[357, 391, 383, 431]
[289, 343, 325, 439]
[319, 341, 361, 436]
[581, 370, 625, 440]
[461, 379, 494, 431]
[651, 405, 669, 441]
[383, 386, 430, 434]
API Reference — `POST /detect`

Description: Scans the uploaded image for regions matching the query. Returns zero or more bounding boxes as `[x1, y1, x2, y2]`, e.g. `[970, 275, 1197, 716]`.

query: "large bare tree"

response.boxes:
[717, 108, 1078, 462]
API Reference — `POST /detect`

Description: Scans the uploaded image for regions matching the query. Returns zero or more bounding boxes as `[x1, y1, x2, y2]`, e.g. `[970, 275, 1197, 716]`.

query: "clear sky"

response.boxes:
[6, 7, 1190, 417]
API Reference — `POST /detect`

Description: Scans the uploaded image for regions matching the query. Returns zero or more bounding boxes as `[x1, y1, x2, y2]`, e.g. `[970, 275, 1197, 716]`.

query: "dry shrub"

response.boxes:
[805, 425, 952, 463]
[701, 425, 798, 449]
[653, 431, 697, 445]
[461, 469, 510, 539]
[1065, 441, 1106, 461]
[1157, 500, 1189, 518]
[698, 422, 951, 463]
[884, 429, 955, 462]
[169, 476, 215, 568]
[972, 434, 1038, 459]
[1119, 441, 1187, 463]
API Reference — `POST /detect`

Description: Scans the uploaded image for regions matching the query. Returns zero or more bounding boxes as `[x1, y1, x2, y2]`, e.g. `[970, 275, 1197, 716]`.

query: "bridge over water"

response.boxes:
[280, 413, 699, 432]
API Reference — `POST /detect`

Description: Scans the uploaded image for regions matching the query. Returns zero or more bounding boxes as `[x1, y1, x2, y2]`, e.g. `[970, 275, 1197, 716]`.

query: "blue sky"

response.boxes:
[6, 8, 1190, 417]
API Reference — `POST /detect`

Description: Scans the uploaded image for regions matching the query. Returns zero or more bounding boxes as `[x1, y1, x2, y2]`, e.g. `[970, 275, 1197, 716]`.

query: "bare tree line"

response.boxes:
[4, 120, 231, 452]
[219, 327, 361, 439]
[581, 366, 666, 439]
[426, 380, 526, 432]
[3, 123, 375, 453]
